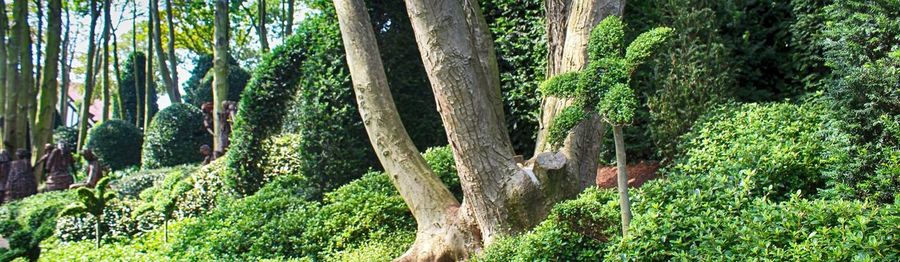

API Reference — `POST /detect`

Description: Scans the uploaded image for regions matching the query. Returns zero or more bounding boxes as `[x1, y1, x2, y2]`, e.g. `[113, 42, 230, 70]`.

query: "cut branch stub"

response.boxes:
[534, 151, 567, 170]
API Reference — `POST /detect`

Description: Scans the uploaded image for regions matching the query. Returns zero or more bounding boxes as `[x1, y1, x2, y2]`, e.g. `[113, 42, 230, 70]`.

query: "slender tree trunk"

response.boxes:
[0, 0, 7, 145]
[95, 213, 102, 248]
[33, 0, 62, 184]
[77, 0, 99, 151]
[59, 3, 72, 125]
[285, 0, 293, 36]
[133, 0, 142, 127]
[145, 5, 154, 130]
[165, 0, 178, 91]
[150, 0, 179, 103]
[101, 0, 112, 121]
[258, 0, 269, 52]
[212, 0, 230, 153]
[334, 0, 473, 259]
[612, 125, 632, 234]
[15, 0, 33, 151]
[112, 31, 124, 120]
[35, 0, 43, 93]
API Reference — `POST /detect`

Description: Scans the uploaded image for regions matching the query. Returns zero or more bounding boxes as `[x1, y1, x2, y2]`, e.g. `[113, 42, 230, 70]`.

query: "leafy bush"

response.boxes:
[0, 191, 76, 261]
[819, 0, 900, 204]
[141, 103, 211, 169]
[174, 160, 235, 218]
[118, 52, 159, 127]
[52, 126, 78, 152]
[183, 54, 251, 107]
[674, 101, 831, 199]
[477, 188, 619, 261]
[85, 120, 144, 170]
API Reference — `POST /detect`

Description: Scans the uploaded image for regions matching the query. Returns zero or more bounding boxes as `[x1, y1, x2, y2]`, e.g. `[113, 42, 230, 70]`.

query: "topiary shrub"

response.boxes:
[53, 126, 79, 152]
[141, 103, 211, 169]
[86, 120, 144, 170]
[0, 191, 76, 261]
[118, 52, 159, 127]
[183, 54, 251, 108]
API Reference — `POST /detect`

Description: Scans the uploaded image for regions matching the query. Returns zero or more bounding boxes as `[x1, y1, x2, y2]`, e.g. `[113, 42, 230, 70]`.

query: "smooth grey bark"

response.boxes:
[77, 0, 99, 150]
[33, 0, 62, 183]
[151, 0, 179, 103]
[165, 0, 178, 91]
[212, 0, 230, 153]
[612, 125, 631, 234]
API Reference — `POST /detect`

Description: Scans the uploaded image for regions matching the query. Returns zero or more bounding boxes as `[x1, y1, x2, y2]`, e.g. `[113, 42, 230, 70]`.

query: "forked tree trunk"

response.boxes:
[212, 0, 230, 153]
[33, 0, 63, 184]
[151, 0, 179, 103]
[334, 0, 625, 259]
[77, 0, 99, 150]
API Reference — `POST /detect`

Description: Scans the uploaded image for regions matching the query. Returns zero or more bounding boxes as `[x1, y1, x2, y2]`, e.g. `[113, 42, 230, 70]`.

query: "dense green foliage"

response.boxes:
[183, 54, 251, 107]
[86, 120, 144, 170]
[52, 126, 78, 152]
[141, 104, 212, 169]
[818, 0, 899, 204]
[0, 191, 75, 261]
[118, 52, 159, 127]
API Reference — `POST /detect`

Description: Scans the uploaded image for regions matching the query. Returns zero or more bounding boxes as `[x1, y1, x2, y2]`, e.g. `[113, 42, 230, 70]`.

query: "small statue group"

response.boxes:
[201, 100, 238, 163]
[0, 143, 105, 204]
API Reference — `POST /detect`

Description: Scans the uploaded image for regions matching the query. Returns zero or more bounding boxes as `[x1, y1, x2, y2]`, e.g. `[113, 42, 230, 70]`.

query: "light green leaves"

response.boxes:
[588, 15, 625, 62]
[625, 27, 675, 72]
[547, 106, 588, 149]
[539, 71, 581, 98]
[598, 83, 638, 125]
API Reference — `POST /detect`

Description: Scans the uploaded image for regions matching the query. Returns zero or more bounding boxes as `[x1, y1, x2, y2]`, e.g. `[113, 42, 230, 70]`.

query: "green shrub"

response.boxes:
[141, 104, 211, 169]
[0, 191, 76, 261]
[183, 54, 251, 108]
[52, 126, 78, 152]
[819, 0, 900, 204]
[674, 101, 831, 199]
[173, 160, 235, 218]
[477, 188, 619, 261]
[85, 120, 144, 170]
[260, 133, 304, 182]
[118, 52, 159, 127]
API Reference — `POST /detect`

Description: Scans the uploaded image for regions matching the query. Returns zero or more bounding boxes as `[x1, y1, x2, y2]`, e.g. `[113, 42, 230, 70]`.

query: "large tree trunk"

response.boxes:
[77, 0, 99, 150]
[15, 0, 34, 151]
[258, 0, 269, 52]
[165, 0, 178, 92]
[0, 0, 7, 145]
[101, 0, 111, 121]
[151, 0, 179, 104]
[334, 0, 624, 259]
[34, 0, 43, 93]
[33, 0, 62, 184]
[334, 0, 475, 260]
[212, 0, 230, 154]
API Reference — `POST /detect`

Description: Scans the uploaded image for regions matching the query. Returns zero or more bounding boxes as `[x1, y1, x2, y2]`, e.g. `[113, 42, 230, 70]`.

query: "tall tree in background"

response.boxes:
[132, 0, 142, 127]
[213, 0, 230, 154]
[0, 0, 7, 145]
[77, 0, 100, 150]
[165, 0, 178, 91]
[151, 0, 179, 103]
[145, 2, 155, 130]
[335, 0, 623, 259]
[257, 0, 269, 52]
[101, 0, 112, 121]
[13, 0, 33, 151]
[59, 2, 73, 123]
[33, 0, 62, 182]
[285, 0, 293, 36]
[34, 0, 43, 92]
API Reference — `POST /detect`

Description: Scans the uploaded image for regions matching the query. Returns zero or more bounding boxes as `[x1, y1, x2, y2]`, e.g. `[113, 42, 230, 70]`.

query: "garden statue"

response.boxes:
[219, 100, 238, 150]
[69, 149, 104, 189]
[5, 149, 37, 202]
[200, 144, 213, 165]
[0, 150, 11, 204]
[43, 143, 76, 191]
[35, 144, 54, 170]
[202, 102, 215, 136]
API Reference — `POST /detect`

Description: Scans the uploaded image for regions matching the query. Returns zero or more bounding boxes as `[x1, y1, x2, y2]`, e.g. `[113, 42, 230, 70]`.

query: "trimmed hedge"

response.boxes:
[86, 120, 144, 170]
[141, 103, 212, 169]
[183, 54, 251, 108]
[52, 126, 78, 152]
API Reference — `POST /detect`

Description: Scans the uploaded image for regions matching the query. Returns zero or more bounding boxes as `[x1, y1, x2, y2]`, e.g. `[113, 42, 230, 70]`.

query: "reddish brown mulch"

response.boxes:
[596, 160, 660, 189]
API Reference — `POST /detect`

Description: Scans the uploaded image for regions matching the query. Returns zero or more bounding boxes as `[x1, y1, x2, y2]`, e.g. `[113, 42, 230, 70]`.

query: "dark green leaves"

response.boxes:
[547, 106, 588, 149]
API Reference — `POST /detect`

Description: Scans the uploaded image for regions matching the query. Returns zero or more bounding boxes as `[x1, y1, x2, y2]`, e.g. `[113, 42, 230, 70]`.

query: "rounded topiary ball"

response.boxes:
[141, 103, 212, 169]
[85, 119, 144, 170]
[53, 126, 79, 151]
